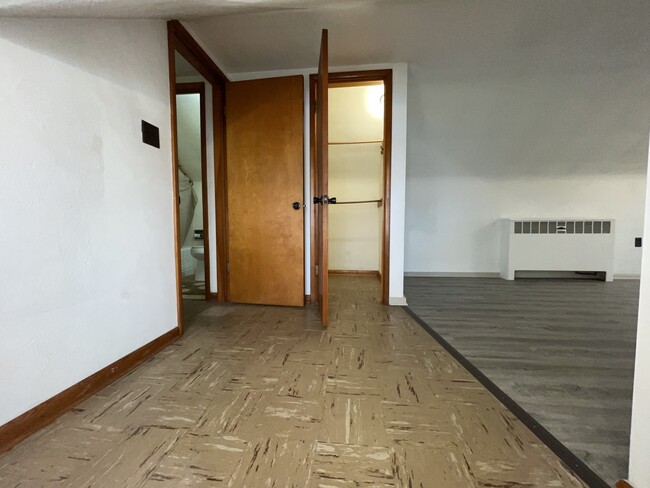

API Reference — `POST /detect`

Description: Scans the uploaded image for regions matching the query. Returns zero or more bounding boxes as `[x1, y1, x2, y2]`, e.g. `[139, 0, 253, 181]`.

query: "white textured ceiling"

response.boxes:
[181, 0, 650, 176]
[184, 0, 650, 75]
[0, 0, 385, 18]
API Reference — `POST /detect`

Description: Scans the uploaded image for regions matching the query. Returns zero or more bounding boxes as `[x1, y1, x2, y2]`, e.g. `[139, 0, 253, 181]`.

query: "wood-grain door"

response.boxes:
[225, 75, 304, 306]
[315, 29, 329, 326]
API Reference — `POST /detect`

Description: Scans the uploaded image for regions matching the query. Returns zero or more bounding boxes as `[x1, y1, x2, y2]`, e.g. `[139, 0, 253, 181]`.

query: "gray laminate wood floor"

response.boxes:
[404, 276, 639, 485]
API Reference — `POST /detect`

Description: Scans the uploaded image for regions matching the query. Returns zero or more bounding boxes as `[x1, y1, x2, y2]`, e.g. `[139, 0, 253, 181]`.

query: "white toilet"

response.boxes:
[190, 246, 205, 281]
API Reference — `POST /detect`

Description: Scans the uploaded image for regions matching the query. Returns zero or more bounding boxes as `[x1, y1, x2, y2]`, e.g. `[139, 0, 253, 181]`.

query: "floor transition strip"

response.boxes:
[402, 306, 611, 488]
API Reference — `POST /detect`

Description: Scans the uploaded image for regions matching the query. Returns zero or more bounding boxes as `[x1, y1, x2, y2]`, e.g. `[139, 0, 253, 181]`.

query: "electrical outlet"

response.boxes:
[635, 237, 642, 248]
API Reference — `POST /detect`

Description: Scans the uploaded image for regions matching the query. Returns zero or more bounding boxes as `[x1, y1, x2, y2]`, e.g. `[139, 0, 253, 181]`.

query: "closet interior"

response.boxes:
[328, 81, 385, 295]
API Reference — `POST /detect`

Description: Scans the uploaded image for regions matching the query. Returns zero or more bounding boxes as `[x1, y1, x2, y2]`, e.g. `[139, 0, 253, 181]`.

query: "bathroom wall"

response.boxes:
[329, 85, 384, 271]
[0, 18, 176, 426]
[176, 92, 203, 253]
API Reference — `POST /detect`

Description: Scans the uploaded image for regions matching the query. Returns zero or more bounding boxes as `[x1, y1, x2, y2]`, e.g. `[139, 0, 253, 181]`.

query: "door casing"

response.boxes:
[309, 69, 393, 305]
[168, 20, 229, 334]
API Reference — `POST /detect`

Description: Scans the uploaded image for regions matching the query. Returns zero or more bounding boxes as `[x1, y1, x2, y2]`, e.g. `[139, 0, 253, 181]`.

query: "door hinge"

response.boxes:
[226, 260, 230, 273]
[314, 102, 318, 113]
[315, 264, 319, 276]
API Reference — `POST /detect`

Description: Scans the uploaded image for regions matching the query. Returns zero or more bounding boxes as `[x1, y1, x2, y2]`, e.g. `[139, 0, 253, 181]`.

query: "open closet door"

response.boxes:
[315, 29, 329, 327]
[225, 75, 304, 306]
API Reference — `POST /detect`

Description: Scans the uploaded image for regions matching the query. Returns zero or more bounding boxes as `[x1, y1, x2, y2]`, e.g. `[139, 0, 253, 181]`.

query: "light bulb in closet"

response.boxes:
[365, 84, 384, 120]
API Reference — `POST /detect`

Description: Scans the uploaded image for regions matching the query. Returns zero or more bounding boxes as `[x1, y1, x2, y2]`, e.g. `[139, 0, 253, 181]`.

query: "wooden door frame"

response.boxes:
[168, 20, 229, 334]
[309, 69, 393, 305]
[175, 82, 211, 301]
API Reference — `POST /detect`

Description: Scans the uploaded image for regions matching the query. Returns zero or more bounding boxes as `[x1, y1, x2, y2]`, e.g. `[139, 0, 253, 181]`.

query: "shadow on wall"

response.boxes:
[0, 18, 169, 100]
[405, 69, 650, 179]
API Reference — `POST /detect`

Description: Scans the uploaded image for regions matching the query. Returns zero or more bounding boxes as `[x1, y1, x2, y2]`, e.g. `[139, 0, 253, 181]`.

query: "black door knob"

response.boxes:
[314, 195, 334, 205]
[329, 197, 337, 204]
[292, 201, 301, 210]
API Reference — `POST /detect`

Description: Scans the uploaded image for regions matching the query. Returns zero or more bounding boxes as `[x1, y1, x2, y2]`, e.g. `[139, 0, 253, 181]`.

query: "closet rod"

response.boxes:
[332, 199, 383, 207]
[329, 140, 383, 145]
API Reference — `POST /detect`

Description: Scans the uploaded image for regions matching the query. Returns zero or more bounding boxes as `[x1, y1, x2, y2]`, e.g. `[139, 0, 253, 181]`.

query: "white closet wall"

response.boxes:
[329, 85, 384, 271]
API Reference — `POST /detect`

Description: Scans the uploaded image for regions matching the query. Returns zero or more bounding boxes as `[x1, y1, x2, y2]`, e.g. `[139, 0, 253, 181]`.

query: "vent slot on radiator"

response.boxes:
[513, 220, 612, 235]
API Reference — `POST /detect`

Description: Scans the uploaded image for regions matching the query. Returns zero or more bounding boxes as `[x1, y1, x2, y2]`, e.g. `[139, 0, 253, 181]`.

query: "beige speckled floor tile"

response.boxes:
[321, 394, 387, 446]
[0, 276, 587, 487]
[310, 442, 396, 487]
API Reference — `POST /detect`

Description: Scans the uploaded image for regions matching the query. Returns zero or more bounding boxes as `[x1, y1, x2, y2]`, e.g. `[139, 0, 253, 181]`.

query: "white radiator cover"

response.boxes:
[500, 219, 615, 281]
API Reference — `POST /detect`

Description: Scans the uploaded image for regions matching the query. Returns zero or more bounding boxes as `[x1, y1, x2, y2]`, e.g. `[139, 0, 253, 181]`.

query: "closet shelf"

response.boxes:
[329, 140, 383, 145]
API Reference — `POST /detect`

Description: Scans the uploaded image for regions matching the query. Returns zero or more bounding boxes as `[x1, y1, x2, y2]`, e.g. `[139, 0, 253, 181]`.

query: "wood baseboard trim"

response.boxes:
[405, 271, 501, 278]
[0, 327, 180, 455]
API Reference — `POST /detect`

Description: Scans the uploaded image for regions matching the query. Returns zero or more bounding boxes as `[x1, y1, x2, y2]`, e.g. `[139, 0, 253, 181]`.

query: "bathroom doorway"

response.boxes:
[172, 44, 224, 309]
[168, 21, 229, 333]
[175, 77, 209, 301]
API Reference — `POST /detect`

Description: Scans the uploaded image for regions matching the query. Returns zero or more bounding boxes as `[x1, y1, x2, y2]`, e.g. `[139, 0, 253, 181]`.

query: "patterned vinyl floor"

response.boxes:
[0, 276, 586, 487]
[182, 276, 206, 299]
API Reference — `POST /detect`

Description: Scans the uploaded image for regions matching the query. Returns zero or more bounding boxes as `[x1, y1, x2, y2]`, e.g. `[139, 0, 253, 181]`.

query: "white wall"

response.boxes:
[187, 2, 650, 278]
[229, 63, 408, 304]
[329, 145, 383, 271]
[0, 19, 176, 426]
[329, 85, 384, 142]
[404, 62, 649, 279]
[176, 93, 204, 250]
[176, 93, 202, 183]
[329, 85, 384, 272]
[203, 83, 218, 293]
[406, 175, 646, 276]
[629, 136, 650, 488]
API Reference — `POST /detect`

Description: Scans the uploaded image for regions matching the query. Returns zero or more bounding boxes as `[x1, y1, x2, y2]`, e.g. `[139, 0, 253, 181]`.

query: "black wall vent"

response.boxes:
[141, 120, 160, 148]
